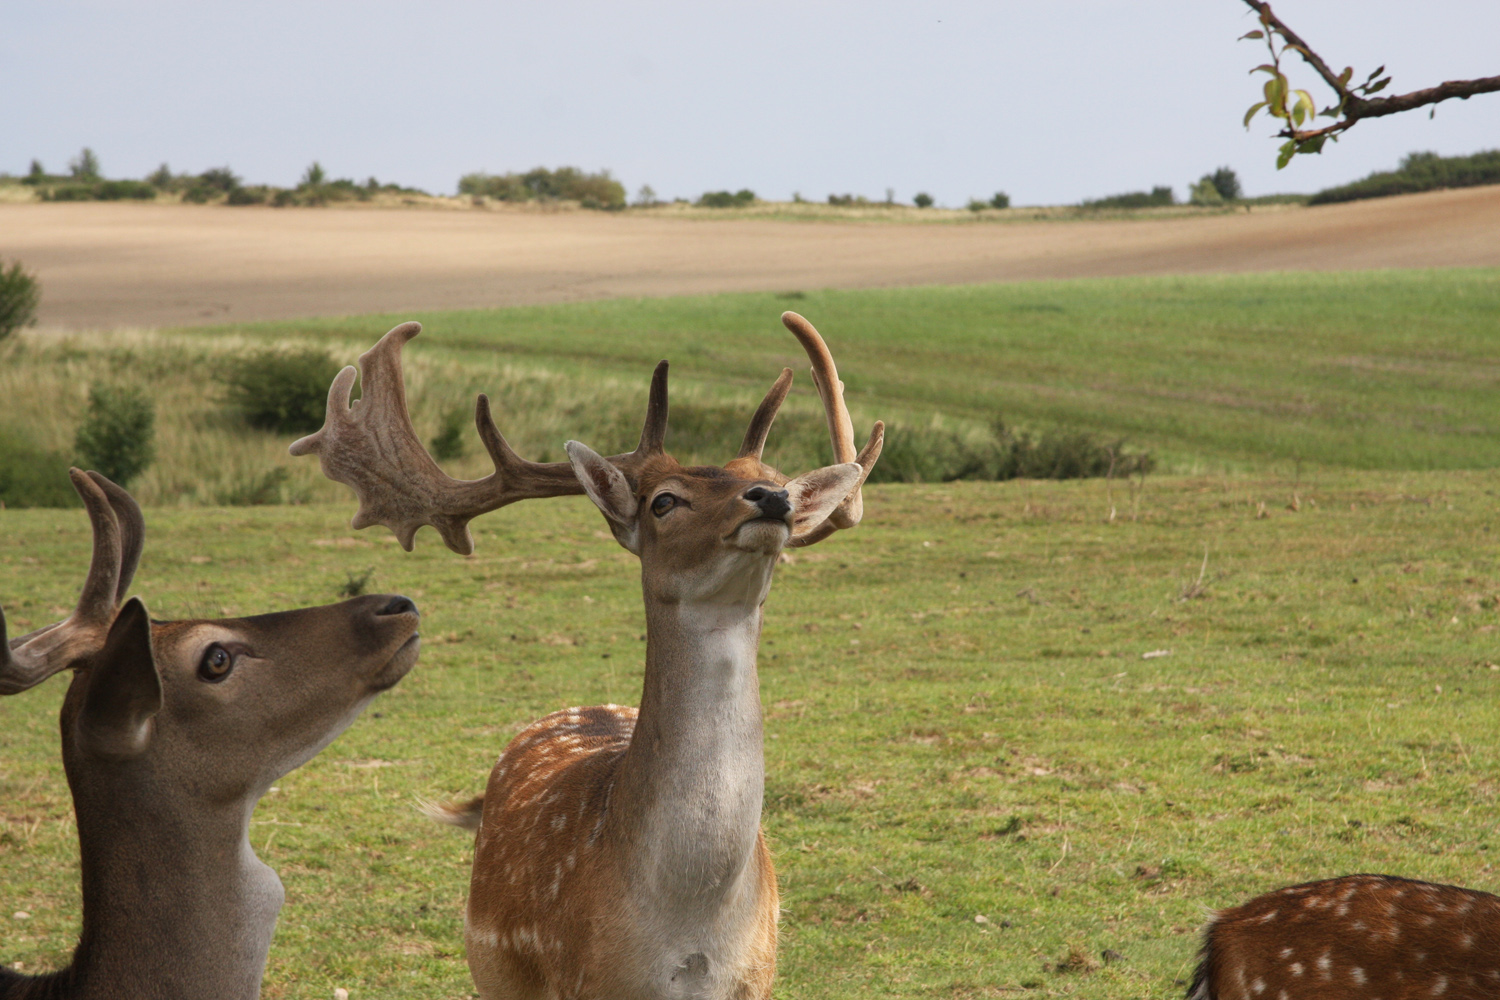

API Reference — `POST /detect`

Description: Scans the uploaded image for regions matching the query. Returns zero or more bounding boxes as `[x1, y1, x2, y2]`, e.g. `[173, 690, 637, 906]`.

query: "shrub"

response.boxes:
[0, 429, 75, 508]
[698, 189, 756, 208]
[913, 192, 934, 208]
[1081, 186, 1175, 209]
[828, 194, 866, 206]
[147, 164, 174, 188]
[74, 384, 156, 486]
[41, 184, 99, 202]
[96, 180, 157, 201]
[218, 348, 342, 434]
[1309, 149, 1500, 205]
[1209, 167, 1242, 201]
[0, 259, 41, 342]
[989, 191, 1010, 209]
[430, 406, 468, 460]
[227, 185, 269, 206]
[23, 160, 46, 185]
[867, 418, 1152, 484]
[966, 198, 988, 213]
[458, 167, 626, 208]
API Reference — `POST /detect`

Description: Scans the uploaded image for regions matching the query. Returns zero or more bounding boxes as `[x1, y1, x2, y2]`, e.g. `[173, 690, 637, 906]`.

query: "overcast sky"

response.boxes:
[4, 2, 1497, 206]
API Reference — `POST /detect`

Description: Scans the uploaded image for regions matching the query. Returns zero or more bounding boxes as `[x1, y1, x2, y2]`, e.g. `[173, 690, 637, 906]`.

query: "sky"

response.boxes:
[3, 1, 1497, 207]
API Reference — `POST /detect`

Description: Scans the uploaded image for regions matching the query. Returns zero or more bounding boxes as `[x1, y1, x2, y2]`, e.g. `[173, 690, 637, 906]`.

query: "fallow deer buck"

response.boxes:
[1188, 873, 1500, 1000]
[290, 312, 883, 999]
[0, 470, 422, 1000]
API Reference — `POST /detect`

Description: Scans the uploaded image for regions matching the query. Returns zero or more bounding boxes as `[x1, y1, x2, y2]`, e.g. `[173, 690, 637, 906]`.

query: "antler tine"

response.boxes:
[1, 470, 132, 695]
[737, 368, 793, 462]
[780, 312, 885, 541]
[292, 323, 680, 556]
[635, 361, 670, 458]
[87, 471, 145, 602]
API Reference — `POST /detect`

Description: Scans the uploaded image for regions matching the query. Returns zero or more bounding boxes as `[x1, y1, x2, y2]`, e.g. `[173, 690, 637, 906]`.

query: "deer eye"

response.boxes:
[198, 644, 234, 683]
[650, 493, 678, 517]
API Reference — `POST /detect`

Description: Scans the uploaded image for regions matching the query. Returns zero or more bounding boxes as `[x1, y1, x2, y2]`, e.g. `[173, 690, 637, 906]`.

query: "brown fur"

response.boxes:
[1190, 874, 1500, 1000]
[463, 706, 778, 1000]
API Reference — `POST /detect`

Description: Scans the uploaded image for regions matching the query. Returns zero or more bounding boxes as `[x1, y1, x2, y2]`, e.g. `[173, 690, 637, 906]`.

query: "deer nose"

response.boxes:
[743, 486, 791, 519]
[377, 595, 420, 617]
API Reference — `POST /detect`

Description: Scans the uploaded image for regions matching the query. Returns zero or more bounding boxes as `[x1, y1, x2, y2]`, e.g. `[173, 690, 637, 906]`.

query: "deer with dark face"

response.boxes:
[0, 470, 421, 1000]
[290, 312, 882, 999]
[1188, 873, 1500, 1000]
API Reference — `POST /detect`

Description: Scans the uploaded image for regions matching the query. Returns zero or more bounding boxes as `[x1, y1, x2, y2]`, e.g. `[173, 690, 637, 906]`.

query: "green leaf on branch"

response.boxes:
[1299, 135, 1327, 155]
[1239, 30, 1265, 40]
[1243, 101, 1269, 127]
[1365, 76, 1391, 95]
[1276, 140, 1297, 170]
[1338, 67, 1353, 88]
[1294, 90, 1316, 125]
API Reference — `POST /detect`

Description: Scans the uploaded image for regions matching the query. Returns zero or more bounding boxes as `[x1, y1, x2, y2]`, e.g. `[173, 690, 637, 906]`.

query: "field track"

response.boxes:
[4, 185, 1498, 329]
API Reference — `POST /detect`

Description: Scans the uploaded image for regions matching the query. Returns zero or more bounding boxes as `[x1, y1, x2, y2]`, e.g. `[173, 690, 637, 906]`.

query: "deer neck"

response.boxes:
[611, 584, 768, 907]
[61, 766, 282, 1000]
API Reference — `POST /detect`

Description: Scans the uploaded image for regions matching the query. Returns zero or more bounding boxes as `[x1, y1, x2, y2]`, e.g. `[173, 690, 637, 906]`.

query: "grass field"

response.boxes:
[3, 270, 1500, 998]
[3, 269, 1499, 508]
[3, 473, 1498, 999]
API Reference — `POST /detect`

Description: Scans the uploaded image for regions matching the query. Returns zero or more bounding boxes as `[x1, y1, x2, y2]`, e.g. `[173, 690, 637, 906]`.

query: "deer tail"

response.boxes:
[418, 794, 485, 831]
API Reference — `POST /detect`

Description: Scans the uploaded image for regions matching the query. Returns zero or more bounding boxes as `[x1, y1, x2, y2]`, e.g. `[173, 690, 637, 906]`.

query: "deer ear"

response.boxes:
[786, 463, 863, 539]
[78, 598, 162, 759]
[566, 441, 640, 554]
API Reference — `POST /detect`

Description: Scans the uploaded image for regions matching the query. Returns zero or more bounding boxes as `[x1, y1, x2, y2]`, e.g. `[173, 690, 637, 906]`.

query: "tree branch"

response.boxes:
[1240, 0, 1350, 99]
[1239, 0, 1500, 146]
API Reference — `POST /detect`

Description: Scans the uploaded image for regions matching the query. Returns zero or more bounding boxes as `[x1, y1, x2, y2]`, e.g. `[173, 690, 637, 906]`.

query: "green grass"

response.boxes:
[4, 270, 1500, 996]
[3, 270, 1497, 507]
[204, 268, 1500, 473]
[3, 473, 1499, 998]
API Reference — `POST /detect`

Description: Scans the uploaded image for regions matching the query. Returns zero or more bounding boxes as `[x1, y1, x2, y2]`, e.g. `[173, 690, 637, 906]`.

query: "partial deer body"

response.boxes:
[1188, 874, 1500, 1000]
[1, 471, 421, 1000]
[294, 313, 882, 999]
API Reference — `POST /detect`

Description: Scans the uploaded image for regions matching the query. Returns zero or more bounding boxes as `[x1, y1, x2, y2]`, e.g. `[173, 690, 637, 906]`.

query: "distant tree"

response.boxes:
[25, 160, 45, 184]
[1208, 167, 1242, 201]
[885, 187, 896, 204]
[913, 192, 934, 208]
[147, 163, 173, 188]
[1189, 177, 1225, 205]
[989, 192, 1011, 209]
[302, 162, 326, 187]
[634, 184, 657, 206]
[69, 148, 101, 180]
[1238, 0, 1500, 167]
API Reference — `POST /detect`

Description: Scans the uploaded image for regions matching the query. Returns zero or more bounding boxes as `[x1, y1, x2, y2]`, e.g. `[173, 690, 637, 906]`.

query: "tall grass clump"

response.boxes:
[218, 348, 342, 434]
[0, 259, 41, 342]
[871, 418, 1152, 483]
[74, 384, 156, 486]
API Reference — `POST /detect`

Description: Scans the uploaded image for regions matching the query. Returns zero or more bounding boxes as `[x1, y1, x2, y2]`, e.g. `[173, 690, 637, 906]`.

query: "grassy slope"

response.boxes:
[3, 270, 1497, 508]
[208, 268, 1500, 473]
[2, 474, 1498, 999]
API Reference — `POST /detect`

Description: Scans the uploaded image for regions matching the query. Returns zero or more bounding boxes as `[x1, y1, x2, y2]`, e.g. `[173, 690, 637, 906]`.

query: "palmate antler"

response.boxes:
[292, 314, 882, 553]
[1, 470, 145, 695]
[289, 322, 669, 555]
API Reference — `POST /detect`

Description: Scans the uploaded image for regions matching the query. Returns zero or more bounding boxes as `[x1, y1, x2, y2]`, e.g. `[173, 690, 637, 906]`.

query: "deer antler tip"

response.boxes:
[287, 431, 320, 457]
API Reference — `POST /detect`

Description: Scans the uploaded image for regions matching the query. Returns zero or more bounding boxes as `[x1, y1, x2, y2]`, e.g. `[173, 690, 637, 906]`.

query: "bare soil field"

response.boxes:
[3, 185, 1497, 328]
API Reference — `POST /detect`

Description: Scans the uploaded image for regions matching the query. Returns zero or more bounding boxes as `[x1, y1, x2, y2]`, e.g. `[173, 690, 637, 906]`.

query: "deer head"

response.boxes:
[1, 470, 421, 999]
[288, 311, 882, 559]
